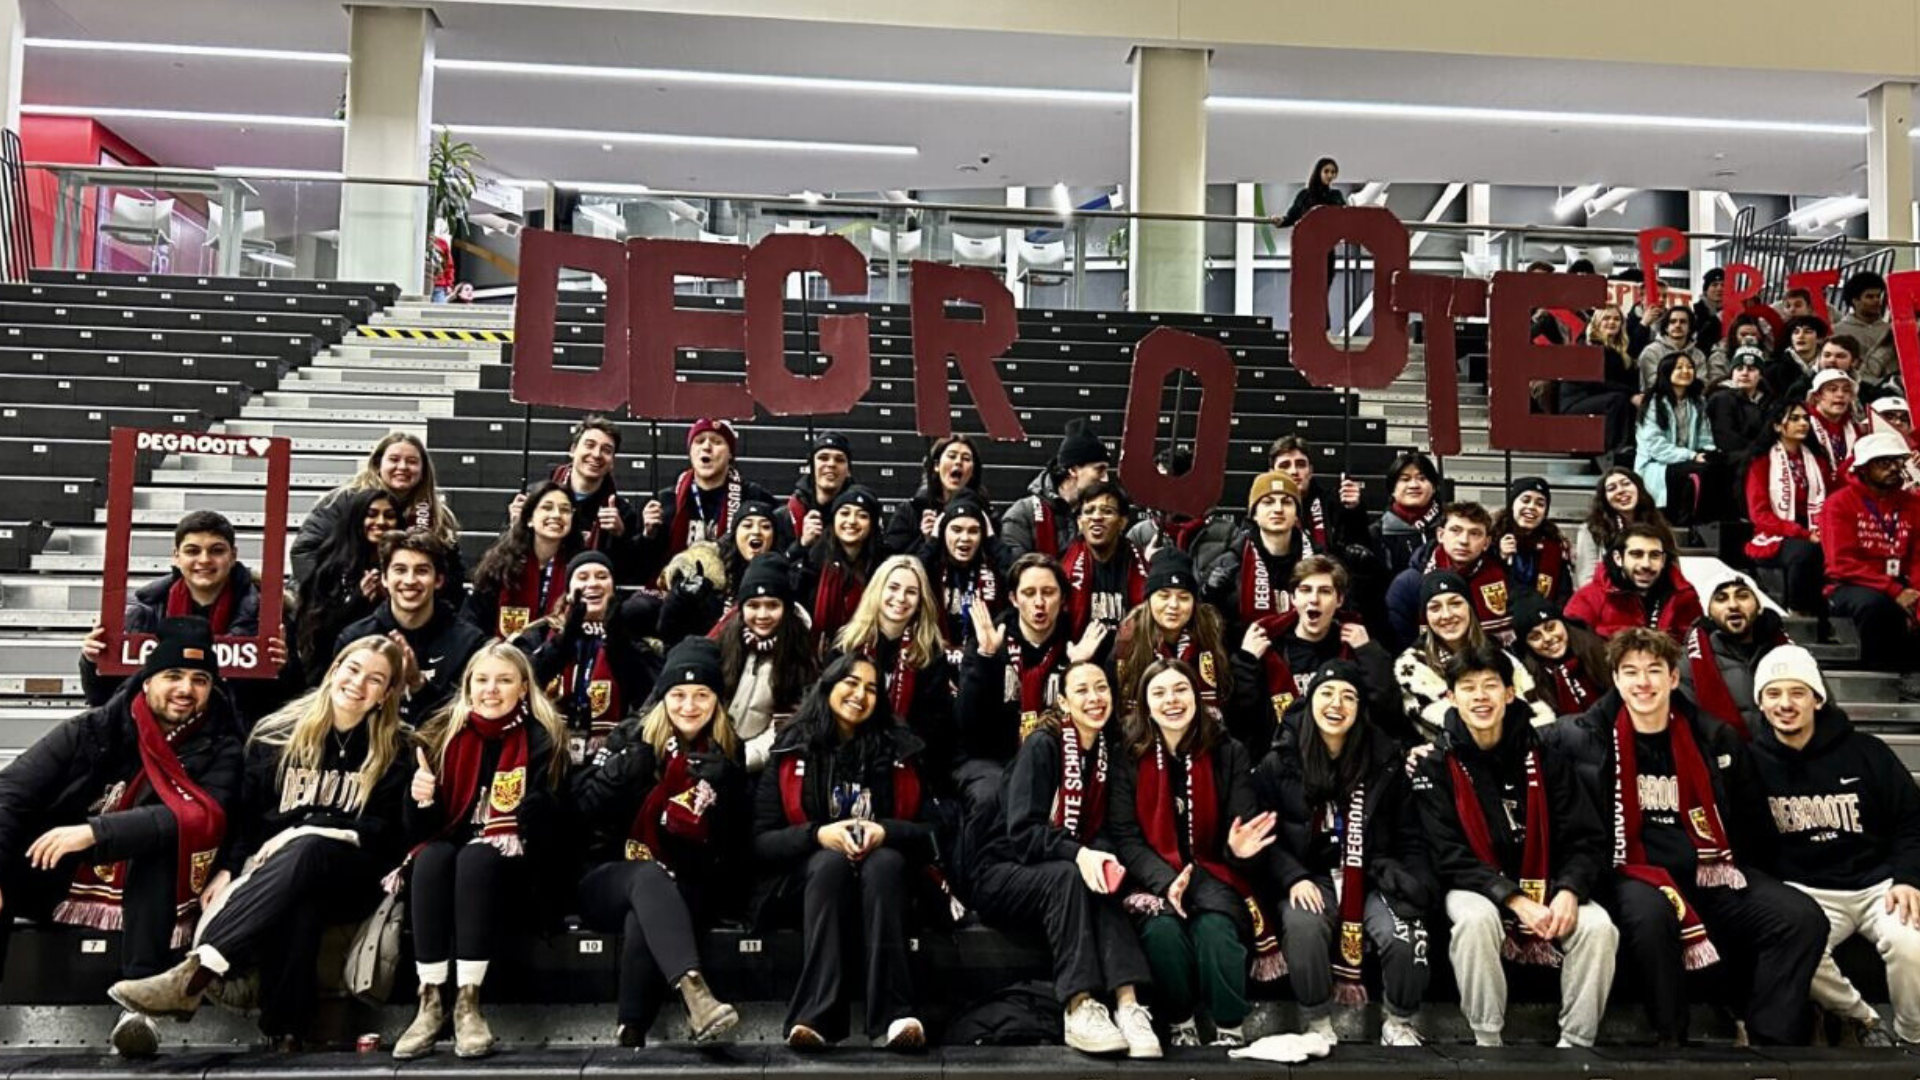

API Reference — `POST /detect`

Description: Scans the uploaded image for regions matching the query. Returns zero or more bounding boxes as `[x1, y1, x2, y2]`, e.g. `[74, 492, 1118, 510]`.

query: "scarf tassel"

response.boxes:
[1331, 969, 1370, 1006]
[1250, 949, 1287, 983]
[1681, 935, 1722, 972]
[477, 833, 525, 859]
[51, 899, 123, 932]
[1501, 935, 1565, 968]
[1123, 892, 1168, 917]
[1695, 860, 1747, 890]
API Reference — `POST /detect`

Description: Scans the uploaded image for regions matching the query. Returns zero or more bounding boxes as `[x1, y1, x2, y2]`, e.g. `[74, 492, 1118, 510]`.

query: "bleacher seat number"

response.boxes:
[578, 940, 604, 955]
[80, 940, 106, 954]
[738, 939, 763, 954]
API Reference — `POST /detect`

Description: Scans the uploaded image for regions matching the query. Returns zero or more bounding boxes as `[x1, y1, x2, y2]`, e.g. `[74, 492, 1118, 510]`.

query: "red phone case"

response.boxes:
[1101, 860, 1127, 894]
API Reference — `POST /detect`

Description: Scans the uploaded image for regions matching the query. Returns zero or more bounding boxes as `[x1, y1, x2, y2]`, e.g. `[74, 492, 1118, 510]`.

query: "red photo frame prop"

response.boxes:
[96, 427, 291, 679]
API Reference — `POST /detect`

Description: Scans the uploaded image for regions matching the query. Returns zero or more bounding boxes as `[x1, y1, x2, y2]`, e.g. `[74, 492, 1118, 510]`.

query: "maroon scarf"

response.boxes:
[557, 629, 621, 752]
[1153, 628, 1220, 705]
[1387, 500, 1440, 532]
[859, 635, 920, 721]
[407, 708, 532, 870]
[778, 751, 921, 825]
[1449, 749, 1560, 966]
[626, 735, 717, 871]
[55, 694, 226, 948]
[1331, 784, 1371, 1003]
[1611, 708, 1745, 970]
[1252, 612, 1354, 725]
[1538, 655, 1600, 716]
[812, 554, 869, 647]
[1008, 634, 1066, 741]
[1125, 744, 1284, 981]
[1429, 548, 1515, 640]
[1052, 722, 1108, 844]
[1239, 535, 1309, 622]
[1029, 494, 1066, 559]
[497, 553, 568, 638]
[1682, 624, 1780, 742]
[668, 468, 743, 554]
[165, 575, 236, 635]
[1510, 530, 1569, 603]
[1063, 538, 1145, 637]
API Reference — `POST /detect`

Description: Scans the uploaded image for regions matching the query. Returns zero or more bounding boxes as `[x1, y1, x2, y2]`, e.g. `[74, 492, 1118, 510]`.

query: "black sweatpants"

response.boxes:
[1279, 880, 1429, 1019]
[408, 840, 525, 967]
[1661, 461, 1728, 525]
[953, 760, 1005, 826]
[0, 826, 179, 979]
[196, 834, 381, 1037]
[1831, 585, 1918, 674]
[577, 860, 702, 1032]
[1756, 539, 1826, 615]
[772, 846, 915, 1040]
[969, 859, 1151, 1004]
[1558, 385, 1638, 458]
[1608, 867, 1826, 1044]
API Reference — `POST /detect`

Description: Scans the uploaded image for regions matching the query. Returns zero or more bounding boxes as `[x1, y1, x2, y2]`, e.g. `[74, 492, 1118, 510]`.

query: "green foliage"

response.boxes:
[426, 132, 484, 265]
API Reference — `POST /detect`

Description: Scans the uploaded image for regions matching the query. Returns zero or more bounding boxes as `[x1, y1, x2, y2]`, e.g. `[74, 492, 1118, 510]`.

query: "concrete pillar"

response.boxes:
[1466, 183, 1491, 266]
[1688, 190, 1722, 294]
[1865, 82, 1915, 270]
[1232, 182, 1255, 315]
[0, 0, 21, 134]
[1127, 46, 1208, 313]
[1004, 185, 1026, 307]
[337, 5, 437, 290]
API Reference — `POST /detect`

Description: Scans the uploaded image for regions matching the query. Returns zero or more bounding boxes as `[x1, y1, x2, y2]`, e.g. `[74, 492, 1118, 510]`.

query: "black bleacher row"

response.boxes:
[0, 281, 377, 319]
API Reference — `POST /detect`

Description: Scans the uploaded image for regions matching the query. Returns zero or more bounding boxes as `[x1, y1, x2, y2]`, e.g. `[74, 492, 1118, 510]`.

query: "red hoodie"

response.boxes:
[1819, 471, 1920, 598]
[1564, 560, 1703, 642]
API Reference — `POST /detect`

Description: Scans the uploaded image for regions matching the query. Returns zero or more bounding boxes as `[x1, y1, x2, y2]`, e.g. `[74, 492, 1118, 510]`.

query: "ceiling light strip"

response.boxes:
[437, 123, 916, 156]
[24, 37, 348, 63]
[434, 57, 1129, 105]
[1206, 95, 1867, 137]
[21, 105, 344, 128]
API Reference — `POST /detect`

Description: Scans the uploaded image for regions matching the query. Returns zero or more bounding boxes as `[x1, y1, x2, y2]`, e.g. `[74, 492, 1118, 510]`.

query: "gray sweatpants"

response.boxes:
[1278, 879, 1429, 1019]
[1789, 878, 1920, 1043]
[1445, 890, 1618, 1047]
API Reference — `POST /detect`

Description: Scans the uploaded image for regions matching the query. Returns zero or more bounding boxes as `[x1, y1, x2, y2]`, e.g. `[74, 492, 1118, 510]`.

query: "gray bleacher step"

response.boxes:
[1826, 670, 1904, 704]
[48, 528, 273, 559]
[314, 349, 495, 372]
[258, 391, 453, 414]
[328, 342, 502, 363]
[276, 377, 460, 398]
[0, 609, 93, 631]
[93, 508, 311, 529]
[158, 455, 359, 477]
[288, 365, 483, 388]
[0, 636, 84, 678]
[229, 406, 443, 424]
[0, 574, 100, 611]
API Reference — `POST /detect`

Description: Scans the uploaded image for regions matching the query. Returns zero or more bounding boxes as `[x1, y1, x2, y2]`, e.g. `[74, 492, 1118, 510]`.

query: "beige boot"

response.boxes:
[677, 970, 739, 1042]
[453, 984, 495, 1059]
[391, 984, 445, 1060]
[108, 954, 208, 1021]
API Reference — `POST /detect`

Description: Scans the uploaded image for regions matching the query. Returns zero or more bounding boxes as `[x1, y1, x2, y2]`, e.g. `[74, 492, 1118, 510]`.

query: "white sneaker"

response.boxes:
[1210, 1023, 1246, 1048]
[883, 1016, 925, 1052]
[1380, 1015, 1423, 1047]
[1114, 1003, 1163, 1059]
[1169, 1019, 1202, 1047]
[111, 1010, 159, 1058]
[1306, 1014, 1338, 1044]
[1063, 998, 1129, 1056]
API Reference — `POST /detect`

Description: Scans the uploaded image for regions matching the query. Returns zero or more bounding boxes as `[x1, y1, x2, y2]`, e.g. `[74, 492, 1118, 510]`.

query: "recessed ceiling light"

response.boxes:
[25, 37, 348, 63]
[438, 122, 915, 157]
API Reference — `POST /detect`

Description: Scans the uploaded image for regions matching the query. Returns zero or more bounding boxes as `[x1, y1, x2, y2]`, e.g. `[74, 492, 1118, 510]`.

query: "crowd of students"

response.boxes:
[2, 366, 1918, 1059]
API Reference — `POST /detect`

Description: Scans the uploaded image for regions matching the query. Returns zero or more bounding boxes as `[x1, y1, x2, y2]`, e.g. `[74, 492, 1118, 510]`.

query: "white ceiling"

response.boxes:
[18, 0, 1912, 202]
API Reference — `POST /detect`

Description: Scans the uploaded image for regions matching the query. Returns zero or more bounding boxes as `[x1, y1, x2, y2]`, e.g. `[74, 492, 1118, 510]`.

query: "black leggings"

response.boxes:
[577, 860, 702, 1032]
[969, 859, 1151, 1004]
[408, 840, 525, 969]
[1754, 538, 1825, 615]
[773, 846, 916, 1041]
[197, 834, 381, 1037]
[1661, 461, 1728, 525]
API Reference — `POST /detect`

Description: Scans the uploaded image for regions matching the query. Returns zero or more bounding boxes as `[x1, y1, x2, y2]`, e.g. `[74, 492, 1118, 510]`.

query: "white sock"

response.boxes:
[416, 960, 449, 986]
[192, 944, 230, 976]
[456, 959, 489, 987]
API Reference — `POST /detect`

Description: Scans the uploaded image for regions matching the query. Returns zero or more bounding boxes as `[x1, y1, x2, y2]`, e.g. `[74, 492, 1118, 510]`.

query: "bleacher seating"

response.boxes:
[0, 270, 1911, 1060]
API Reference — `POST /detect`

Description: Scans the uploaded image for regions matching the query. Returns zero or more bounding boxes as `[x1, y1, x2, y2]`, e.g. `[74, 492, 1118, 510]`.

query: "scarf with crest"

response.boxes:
[669, 468, 743, 553]
[626, 735, 718, 871]
[1449, 748, 1560, 966]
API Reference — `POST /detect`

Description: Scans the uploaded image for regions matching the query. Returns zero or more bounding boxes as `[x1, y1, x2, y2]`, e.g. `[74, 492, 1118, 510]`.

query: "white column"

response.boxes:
[1004, 185, 1026, 306]
[1233, 182, 1255, 316]
[1466, 182, 1491, 266]
[0, 0, 21, 134]
[1866, 82, 1915, 270]
[1127, 46, 1208, 313]
[337, 5, 437, 290]
[1688, 190, 1722, 295]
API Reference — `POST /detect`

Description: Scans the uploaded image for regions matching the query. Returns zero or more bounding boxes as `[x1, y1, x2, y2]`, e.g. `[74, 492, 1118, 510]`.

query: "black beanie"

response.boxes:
[658, 638, 726, 700]
[567, 550, 615, 579]
[737, 553, 795, 604]
[1419, 571, 1471, 609]
[1508, 476, 1551, 509]
[1057, 419, 1110, 469]
[1308, 658, 1366, 701]
[1145, 549, 1197, 597]
[830, 485, 882, 521]
[139, 616, 221, 683]
[812, 431, 851, 459]
[937, 494, 990, 545]
[736, 501, 777, 529]
[1510, 593, 1560, 643]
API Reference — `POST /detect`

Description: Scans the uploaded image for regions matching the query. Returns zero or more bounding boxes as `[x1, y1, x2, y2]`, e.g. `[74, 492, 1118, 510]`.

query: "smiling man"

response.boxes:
[1679, 569, 1790, 740]
[1564, 524, 1702, 642]
[640, 418, 780, 580]
[1386, 503, 1513, 649]
[0, 617, 242, 1057]
[1060, 481, 1145, 640]
[1747, 645, 1920, 1047]
[334, 531, 486, 726]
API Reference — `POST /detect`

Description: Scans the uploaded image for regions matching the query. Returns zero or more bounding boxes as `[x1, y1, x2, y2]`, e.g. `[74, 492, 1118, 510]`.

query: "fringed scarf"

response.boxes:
[1449, 749, 1561, 966]
[1538, 655, 1600, 716]
[625, 735, 717, 872]
[668, 468, 743, 553]
[1063, 538, 1145, 637]
[861, 634, 920, 721]
[392, 707, 532, 889]
[497, 553, 568, 638]
[165, 575, 236, 634]
[1123, 744, 1284, 981]
[1610, 708, 1746, 970]
[1153, 628, 1220, 705]
[1252, 612, 1354, 725]
[1240, 534, 1310, 622]
[1005, 633, 1065, 741]
[1303, 491, 1332, 550]
[1810, 412, 1869, 484]
[55, 694, 226, 949]
[1331, 784, 1372, 1003]
[1052, 722, 1108, 844]
[811, 554, 869, 647]
[777, 745, 964, 921]
[1766, 443, 1826, 531]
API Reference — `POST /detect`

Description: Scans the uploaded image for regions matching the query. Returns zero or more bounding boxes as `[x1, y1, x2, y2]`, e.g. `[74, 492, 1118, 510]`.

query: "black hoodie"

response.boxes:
[336, 599, 489, 727]
[1413, 703, 1605, 906]
[1255, 703, 1436, 914]
[1749, 704, 1920, 892]
[954, 611, 1074, 767]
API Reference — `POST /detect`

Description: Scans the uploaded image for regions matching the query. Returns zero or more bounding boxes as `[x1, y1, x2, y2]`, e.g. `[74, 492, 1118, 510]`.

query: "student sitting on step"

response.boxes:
[638, 419, 780, 583]
[1564, 524, 1703, 643]
[512, 551, 664, 766]
[465, 480, 581, 641]
[1002, 420, 1112, 562]
[1819, 432, 1920, 704]
[1743, 399, 1829, 619]
[334, 530, 488, 728]
[291, 431, 464, 590]
[1677, 569, 1789, 741]
[504, 415, 642, 583]
[292, 489, 398, 687]
[884, 433, 993, 556]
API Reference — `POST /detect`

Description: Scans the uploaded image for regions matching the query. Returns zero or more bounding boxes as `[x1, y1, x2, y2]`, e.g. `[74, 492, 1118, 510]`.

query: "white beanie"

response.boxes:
[1753, 644, 1827, 705]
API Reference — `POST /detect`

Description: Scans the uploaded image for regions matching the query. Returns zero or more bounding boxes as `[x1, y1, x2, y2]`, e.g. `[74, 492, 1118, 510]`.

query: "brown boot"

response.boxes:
[392, 984, 445, 1060]
[453, 984, 495, 1059]
[677, 970, 739, 1043]
[108, 954, 208, 1021]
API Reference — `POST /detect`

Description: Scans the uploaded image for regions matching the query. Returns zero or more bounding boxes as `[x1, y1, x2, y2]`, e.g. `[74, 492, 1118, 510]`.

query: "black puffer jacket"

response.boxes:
[0, 682, 244, 867]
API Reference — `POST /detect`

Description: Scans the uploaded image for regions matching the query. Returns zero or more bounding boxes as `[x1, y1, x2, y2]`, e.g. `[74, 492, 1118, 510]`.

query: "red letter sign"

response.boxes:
[511, 229, 628, 411]
[1389, 271, 1488, 458]
[1637, 227, 1686, 310]
[744, 234, 871, 416]
[627, 238, 754, 420]
[1488, 270, 1606, 453]
[909, 262, 1023, 441]
[1288, 207, 1410, 389]
[1116, 328, 1237, 520]
[1889, 270, 1920, 415]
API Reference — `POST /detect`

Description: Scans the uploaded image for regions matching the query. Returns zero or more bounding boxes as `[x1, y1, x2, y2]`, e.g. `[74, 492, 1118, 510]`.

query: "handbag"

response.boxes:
[343, 889, 405, 1005]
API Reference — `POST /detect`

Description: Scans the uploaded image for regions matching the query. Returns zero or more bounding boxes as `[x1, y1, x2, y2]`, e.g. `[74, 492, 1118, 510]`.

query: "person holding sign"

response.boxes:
[1820, 433, 1920, 704]
[570, 639, 746, 1047]
[393, 645, 568, 1060]
[968, 661, 1162, 1059]
[639, 419, 779, 580]
[109, 636, 411, 1050]
[752, 655, 937, 1052]
[467, 480, 581, 641]
[1107, 658, 1276, 1048]
[0, 617, 242, 1058]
